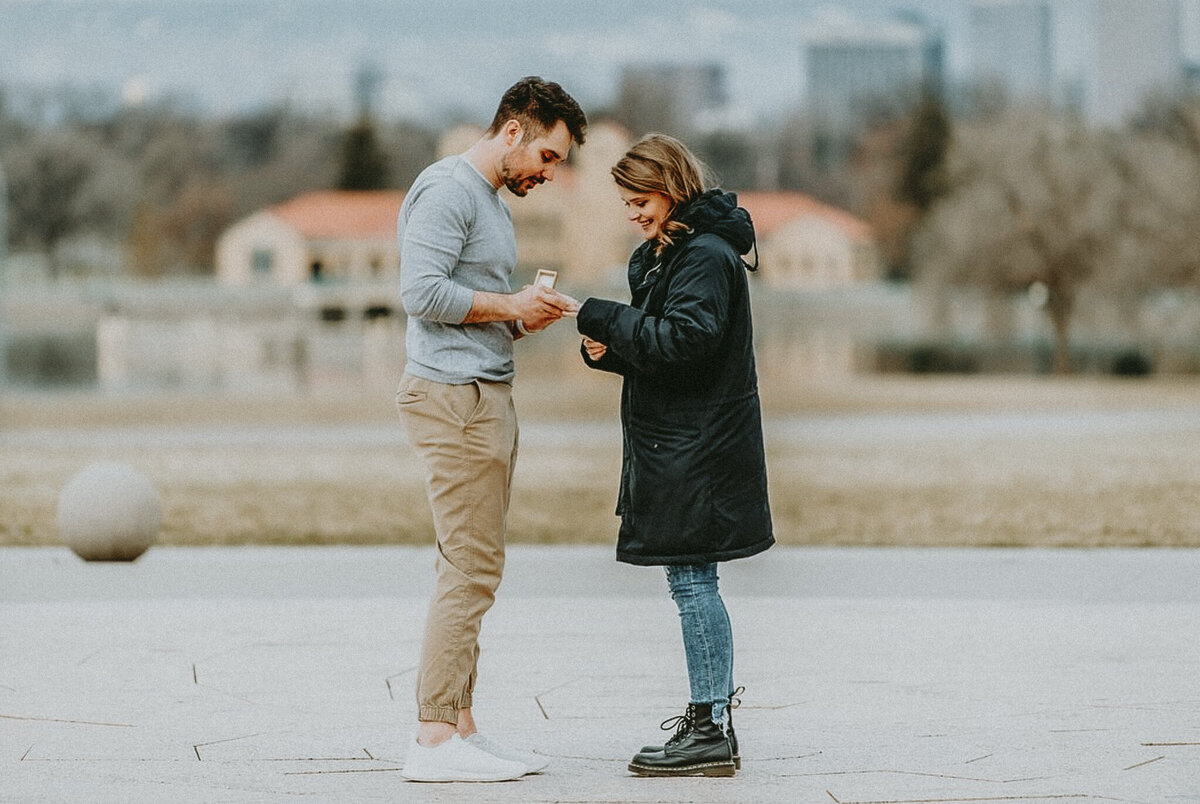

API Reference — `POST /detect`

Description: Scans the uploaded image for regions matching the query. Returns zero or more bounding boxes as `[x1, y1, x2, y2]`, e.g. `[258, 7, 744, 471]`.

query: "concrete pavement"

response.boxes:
[1, 545, 1198, 803]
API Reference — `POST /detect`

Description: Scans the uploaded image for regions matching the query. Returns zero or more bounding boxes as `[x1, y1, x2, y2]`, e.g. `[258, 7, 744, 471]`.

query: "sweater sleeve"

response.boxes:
[399, 180, 477, 324]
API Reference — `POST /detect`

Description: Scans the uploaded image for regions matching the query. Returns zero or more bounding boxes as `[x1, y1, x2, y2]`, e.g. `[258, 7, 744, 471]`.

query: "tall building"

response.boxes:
[968, 0, 1054, 100]
[615, 63, 727, 136]
[1184, 0, 1200, 65]
[0, 158, 7, 386]
[803, 16, 943, 126]
[1085, 0, 1182, 126]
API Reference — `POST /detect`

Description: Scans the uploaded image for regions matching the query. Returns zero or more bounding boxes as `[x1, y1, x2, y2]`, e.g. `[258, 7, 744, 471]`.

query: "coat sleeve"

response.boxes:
[578, 336, 634, 376]
[576, 238, 733, 376]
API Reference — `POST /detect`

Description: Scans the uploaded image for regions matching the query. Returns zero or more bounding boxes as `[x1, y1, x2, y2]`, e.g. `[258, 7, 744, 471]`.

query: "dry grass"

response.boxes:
[3, 375, 1200, 548]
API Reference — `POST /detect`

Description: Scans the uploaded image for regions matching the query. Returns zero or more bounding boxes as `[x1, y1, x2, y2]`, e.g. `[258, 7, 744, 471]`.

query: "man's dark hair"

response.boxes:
[487, 76, 587, 146]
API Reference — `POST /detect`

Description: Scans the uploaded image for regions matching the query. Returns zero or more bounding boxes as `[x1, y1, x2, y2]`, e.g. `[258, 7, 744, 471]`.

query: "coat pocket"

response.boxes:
[625, 418, 711, 541]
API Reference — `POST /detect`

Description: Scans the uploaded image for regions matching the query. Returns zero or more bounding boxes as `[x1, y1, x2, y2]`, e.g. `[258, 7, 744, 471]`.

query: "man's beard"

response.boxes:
[500, 154, 543, 197]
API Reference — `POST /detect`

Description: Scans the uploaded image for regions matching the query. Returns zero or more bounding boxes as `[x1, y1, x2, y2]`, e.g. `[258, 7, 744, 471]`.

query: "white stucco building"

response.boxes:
[215, 190, 405, 287]
[738, 191, 880, 289]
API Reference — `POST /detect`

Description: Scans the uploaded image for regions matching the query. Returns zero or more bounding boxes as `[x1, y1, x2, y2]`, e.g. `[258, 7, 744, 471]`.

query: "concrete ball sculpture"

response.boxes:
[57, 462, 162, 561]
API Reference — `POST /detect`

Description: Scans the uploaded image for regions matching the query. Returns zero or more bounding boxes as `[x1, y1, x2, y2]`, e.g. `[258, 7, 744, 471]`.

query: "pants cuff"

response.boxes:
[418, 705, 460, 725]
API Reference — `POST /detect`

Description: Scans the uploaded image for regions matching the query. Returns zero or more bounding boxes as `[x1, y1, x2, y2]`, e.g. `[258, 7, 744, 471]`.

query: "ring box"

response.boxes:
[535, 269, 558, 288]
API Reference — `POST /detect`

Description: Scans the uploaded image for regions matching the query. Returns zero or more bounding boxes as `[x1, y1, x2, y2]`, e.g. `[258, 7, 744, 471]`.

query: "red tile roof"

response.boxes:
[269, 190, 405, 240]
[261, 188, 870, 246]
[737, 191, 873, 241]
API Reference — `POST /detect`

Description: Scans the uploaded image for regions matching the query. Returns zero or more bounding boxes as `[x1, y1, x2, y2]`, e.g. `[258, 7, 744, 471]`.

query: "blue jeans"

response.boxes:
[665, 563, 734, 726]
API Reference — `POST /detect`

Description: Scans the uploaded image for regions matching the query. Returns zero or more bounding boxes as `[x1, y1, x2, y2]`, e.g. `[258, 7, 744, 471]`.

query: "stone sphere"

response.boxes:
[57, 462, 161, 561]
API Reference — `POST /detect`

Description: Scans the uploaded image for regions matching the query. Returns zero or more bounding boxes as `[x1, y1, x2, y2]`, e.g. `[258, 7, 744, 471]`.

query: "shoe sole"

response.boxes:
[628, 760, 736, 778]
[401, 765, 525, 783]
[640, 747, 740, 770]
[401, 773, 524, 783]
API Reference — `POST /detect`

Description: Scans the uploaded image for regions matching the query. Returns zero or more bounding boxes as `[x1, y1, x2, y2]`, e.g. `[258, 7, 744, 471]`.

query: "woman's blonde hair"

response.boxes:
[611, 133, 711, 254]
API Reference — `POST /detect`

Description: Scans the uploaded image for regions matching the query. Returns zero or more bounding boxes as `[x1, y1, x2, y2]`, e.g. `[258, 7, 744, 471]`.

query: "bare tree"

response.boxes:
[4, 130, 111, 276]
[1124, 98, 1200, 289]
[913, 112, 1138, 373]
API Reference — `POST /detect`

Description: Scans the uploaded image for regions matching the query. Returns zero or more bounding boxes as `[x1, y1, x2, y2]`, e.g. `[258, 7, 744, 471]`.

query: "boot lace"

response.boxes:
[657, 704, 698, 747]
[730, 685, 745, 709]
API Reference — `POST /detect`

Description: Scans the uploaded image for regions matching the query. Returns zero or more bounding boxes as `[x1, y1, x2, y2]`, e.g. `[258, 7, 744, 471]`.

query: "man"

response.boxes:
[395, 76, 586, 783]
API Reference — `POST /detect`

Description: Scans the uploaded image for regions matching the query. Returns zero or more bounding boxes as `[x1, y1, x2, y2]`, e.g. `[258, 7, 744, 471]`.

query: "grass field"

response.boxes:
[3, 375, 1200, 549]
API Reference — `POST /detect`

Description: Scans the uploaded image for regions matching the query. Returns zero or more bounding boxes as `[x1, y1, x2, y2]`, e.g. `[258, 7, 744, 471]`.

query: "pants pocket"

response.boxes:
[446, 380, 484, 426]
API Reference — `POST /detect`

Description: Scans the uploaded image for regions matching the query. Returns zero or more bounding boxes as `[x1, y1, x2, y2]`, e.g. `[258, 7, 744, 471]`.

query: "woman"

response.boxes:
[575, 133, 773, 777]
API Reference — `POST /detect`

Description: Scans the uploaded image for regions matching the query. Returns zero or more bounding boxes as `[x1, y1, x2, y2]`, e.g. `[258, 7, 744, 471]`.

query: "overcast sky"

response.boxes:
[0, 0, 1190, 124]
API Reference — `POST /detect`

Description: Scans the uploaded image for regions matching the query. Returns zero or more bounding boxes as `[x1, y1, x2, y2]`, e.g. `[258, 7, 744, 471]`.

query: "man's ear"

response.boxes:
[503, 119, 524, 146]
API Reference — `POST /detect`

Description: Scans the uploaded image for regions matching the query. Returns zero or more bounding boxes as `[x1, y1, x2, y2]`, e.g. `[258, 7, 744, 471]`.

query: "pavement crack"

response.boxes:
[192, 731, 268, 760]
[824, 795, 1088, 803]
[0, 714, 134, 728]
[384, 666, 416, 701]
[1123, 755, 1165, 771]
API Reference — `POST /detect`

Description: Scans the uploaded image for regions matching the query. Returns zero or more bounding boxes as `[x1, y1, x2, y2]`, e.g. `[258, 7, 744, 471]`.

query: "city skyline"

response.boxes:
[0, 0, 1197, 127]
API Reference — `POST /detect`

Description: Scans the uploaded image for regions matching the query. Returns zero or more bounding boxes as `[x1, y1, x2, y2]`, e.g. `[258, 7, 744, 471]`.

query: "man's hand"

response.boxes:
[462, 285, 577, 330]
[512, 285, 579, 333]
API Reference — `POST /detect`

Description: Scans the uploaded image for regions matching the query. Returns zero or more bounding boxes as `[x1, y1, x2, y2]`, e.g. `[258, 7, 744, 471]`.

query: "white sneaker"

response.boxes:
[400, 733, 526, 782]
[466, 732, 550, 775]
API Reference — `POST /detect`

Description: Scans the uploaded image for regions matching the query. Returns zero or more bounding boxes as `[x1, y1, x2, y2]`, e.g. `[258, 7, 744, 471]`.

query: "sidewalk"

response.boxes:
[1, 546, 1198, 803]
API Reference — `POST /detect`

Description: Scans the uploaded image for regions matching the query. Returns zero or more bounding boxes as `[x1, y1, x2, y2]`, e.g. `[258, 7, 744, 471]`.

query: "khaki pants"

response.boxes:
[396, 373, 518, 724]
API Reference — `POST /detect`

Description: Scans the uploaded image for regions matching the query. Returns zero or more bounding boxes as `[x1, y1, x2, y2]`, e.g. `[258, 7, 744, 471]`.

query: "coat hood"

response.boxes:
[674, 189, 757, 267]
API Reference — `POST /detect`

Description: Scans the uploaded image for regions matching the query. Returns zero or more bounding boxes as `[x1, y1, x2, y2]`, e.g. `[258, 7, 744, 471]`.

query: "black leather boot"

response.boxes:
[628, 703, 735, 777]
[640, 687, 742, 769]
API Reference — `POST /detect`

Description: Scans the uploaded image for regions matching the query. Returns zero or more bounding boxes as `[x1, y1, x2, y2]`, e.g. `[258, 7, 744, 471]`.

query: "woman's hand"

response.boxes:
[583, 337, 607, 361]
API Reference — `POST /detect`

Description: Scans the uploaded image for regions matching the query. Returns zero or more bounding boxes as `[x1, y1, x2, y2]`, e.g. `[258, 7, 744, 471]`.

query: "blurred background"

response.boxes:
[2, 0, 1200, 549]
[6, 0, 1200, 389]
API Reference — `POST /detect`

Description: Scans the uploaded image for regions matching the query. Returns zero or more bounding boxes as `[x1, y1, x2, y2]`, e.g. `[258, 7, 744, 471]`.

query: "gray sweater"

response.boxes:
[398, 156, 518, 384]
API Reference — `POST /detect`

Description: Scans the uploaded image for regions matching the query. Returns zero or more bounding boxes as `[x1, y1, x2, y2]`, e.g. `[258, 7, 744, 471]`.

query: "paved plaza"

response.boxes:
[1, 545, 1198, 803]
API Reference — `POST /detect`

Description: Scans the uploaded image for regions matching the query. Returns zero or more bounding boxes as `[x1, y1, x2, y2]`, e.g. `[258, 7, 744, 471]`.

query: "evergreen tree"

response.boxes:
[897, 94, 951, 212]
[337, 117, 389, 191]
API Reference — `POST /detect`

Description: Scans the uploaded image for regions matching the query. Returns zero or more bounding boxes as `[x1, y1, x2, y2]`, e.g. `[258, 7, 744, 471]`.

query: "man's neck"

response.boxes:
[463, 137, 503, 190]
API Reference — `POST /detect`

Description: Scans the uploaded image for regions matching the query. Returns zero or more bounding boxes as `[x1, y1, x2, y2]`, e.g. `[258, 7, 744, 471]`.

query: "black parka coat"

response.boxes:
[577, 189, 774, 566]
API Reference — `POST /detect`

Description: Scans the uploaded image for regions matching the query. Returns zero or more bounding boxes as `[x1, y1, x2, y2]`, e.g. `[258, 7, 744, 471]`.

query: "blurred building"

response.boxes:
[68, 121, 888, 394]
[0, 158, 7, 386]
[216, 121, 635, 294]
[216, 190, 404, 288]
[802, 15, 944, 126]
[968, 0, 1054, 100]
[0, 159, 6, 268]
[615, 63, 728, 137]
[1084, 0, 1182, 126]
[739, 192, 880, 289]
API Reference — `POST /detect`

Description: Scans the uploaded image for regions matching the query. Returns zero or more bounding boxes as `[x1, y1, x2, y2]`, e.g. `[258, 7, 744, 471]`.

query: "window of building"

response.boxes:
[252, 249, 273, 278]
[319, 307, 346, 323]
